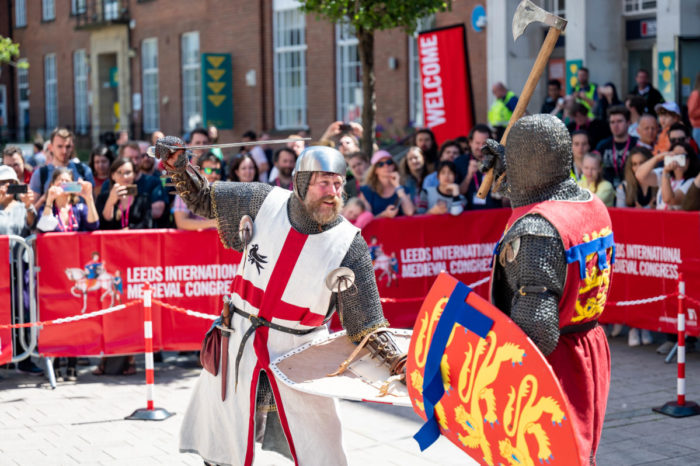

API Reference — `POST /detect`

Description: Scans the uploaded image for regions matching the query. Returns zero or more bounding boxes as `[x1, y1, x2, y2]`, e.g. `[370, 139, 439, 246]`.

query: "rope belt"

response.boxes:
[560, 320, 598, 335]
[232, 306, 320, 390]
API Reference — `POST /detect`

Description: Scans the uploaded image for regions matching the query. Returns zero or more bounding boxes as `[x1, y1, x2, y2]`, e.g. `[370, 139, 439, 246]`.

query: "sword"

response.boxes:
[219, 297, 233, 401]
[146, 138, 310, 157]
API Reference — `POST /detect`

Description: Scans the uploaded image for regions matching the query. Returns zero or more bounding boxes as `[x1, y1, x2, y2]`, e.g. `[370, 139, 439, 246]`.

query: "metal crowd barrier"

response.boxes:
[7, 234, 56, 387]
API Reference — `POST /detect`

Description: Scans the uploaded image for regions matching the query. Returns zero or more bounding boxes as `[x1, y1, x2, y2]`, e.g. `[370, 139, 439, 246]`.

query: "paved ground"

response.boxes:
[1, 334, 700, 465]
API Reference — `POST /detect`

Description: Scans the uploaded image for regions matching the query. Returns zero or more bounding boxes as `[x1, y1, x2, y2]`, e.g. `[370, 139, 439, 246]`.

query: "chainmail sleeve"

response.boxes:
[211, 182, 273, 251]
[493, 214, 567, 356]
[334, 233, 389, 343]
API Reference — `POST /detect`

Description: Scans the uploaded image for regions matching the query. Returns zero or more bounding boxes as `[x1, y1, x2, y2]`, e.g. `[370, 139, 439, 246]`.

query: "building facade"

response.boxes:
[2, 0, 698, 149]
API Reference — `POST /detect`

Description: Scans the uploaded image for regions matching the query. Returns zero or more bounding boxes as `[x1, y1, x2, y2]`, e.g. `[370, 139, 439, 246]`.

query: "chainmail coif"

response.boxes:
[505, 114, 590, 207]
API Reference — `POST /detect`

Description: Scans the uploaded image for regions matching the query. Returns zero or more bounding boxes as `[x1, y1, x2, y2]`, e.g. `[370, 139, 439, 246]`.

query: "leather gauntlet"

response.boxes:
[366, 330, 407, 378]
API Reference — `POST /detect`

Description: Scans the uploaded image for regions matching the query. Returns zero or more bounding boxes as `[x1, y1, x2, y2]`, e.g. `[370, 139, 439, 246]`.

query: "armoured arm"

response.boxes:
[157, 137, 272, 250]
[334, 233, 406, 376]
[498, 215, 567, 356]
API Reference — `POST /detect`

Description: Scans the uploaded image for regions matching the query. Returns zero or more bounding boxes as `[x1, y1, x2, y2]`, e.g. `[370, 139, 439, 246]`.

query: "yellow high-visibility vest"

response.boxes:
[573, 83, 597, 119]
[488, 91, 516, 127]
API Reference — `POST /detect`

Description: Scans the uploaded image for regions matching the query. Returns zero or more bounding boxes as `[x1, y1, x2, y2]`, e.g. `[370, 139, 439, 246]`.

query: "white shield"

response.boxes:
[270, 329, 412, 406]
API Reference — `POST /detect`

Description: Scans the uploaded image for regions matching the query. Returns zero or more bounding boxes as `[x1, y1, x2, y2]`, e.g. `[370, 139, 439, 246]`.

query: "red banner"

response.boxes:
[363, 208, 700, 336]
[418, 24, 474, 144]
[603, 208, 700, 336]
[36, 229, 241, 356]
[0, 236, 12, 365]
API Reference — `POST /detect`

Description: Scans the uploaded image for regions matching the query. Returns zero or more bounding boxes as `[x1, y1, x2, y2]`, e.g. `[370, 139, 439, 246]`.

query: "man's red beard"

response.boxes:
[304, 194, 343, 225]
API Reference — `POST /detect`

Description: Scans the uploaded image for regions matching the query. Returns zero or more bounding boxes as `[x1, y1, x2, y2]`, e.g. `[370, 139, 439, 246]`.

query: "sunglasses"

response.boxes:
[670, 138, 686, 146]
[202, 167, 221, 175]
[376, 159, 395, 168]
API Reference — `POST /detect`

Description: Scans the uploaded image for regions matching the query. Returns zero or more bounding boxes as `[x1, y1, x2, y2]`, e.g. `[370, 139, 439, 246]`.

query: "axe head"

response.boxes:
[513, 0, 567, 41]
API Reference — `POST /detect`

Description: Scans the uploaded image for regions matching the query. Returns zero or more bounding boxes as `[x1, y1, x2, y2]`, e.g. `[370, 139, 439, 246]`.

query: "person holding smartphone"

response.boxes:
[37, 168, 98, 381]
[38, 168, 99, 233]
[359, 150, 415, 218]
[0, 165, 35, 236]
[635, 142, 700, 211]
[96, 158, 153, 230]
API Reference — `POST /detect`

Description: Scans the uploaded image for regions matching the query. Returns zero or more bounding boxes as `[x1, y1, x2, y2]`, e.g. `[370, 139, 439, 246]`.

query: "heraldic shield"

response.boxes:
[408, 273, 582, 466]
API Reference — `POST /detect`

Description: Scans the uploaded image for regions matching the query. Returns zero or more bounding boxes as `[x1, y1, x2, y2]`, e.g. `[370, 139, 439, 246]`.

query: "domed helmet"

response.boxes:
[293, 146, 347, 199]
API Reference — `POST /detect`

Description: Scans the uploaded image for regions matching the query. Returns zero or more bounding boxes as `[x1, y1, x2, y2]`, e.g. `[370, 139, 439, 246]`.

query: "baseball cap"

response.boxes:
[370, 150, 392, 165]
[0, 165, 19, 183]
[655, 102, 681, 117]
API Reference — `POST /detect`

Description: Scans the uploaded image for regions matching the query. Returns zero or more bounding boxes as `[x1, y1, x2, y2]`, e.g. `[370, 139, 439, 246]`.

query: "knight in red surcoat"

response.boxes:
[481, 114, 614, 465]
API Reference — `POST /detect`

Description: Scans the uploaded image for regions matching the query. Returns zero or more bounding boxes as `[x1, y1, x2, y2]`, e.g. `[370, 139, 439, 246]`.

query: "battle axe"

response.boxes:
[477, 0, 567, 199]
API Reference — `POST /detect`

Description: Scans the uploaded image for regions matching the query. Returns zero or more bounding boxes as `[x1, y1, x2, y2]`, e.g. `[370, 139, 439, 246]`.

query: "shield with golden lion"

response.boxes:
[408, 272, 582, 466]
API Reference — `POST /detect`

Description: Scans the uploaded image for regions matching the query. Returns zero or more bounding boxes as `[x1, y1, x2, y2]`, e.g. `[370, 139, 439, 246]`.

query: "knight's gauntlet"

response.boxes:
[366, 330, 407, 378]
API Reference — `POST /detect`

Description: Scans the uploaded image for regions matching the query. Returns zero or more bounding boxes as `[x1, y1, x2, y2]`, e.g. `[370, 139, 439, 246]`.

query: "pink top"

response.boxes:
[349, 211, 374, 229]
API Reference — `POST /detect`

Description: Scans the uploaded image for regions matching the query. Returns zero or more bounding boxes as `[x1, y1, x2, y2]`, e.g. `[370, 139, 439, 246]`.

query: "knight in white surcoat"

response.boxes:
[156, 138, 406, 466]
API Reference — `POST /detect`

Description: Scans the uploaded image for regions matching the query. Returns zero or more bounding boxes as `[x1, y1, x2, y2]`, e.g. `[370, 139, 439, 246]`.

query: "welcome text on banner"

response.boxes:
[417, 24, 475, 145]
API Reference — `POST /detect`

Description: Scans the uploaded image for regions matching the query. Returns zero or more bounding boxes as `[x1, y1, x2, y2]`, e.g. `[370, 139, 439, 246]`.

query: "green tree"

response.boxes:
[300, 0, 449, 153]
[0, 36, 29, 71]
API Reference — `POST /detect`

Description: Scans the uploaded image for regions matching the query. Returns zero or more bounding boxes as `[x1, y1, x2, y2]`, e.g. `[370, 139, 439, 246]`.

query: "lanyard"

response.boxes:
[119, 198, 132, 229]
[472, 173, 480, 191]
[612, 137, 631, 176]
[54, 205, 78, 232]
[274, 177, 293, 190]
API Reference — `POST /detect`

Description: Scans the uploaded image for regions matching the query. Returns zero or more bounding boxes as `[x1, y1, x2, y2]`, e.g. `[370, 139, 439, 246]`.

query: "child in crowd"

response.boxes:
[342, 197, 373, 229]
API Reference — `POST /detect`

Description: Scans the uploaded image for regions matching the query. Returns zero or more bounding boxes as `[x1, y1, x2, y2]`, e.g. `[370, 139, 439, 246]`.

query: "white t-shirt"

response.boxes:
[654, 167, 693, 210]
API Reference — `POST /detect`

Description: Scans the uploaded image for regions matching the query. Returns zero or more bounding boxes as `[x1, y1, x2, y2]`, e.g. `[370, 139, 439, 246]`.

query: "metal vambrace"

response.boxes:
[366, 330, 407, 379]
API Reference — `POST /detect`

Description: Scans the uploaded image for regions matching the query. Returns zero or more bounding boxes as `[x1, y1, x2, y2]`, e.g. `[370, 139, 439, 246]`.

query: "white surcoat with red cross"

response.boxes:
[180, 187, 359, 466]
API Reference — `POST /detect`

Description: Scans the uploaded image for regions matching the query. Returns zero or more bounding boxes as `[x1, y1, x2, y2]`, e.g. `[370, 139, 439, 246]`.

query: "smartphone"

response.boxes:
[7, 184, 28, 195]
[61, 182, 82, 193]
[664, 154, 686, 168]
[339, 123, 353, 132]
[125, 184, 138, 196]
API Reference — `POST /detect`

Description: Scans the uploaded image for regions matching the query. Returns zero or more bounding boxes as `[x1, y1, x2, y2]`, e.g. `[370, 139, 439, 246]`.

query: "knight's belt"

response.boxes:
[232, 306, 319, 389]
[560, 320, 598, 335]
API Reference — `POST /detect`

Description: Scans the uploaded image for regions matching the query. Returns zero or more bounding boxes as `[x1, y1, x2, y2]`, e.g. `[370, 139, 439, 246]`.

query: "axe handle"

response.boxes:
[477, 25, 563, 199]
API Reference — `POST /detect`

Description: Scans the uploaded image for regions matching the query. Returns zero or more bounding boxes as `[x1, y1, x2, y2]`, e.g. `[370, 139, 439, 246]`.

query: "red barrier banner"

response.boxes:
[37, 229, 241, 356]
[0, 236, 12, 365]
[364, 208, 700, 336]
[418, 24, 474, 144]
[35, 207, 700, 357]
[362, 209, 511, 328]
[604, 208, 700, 336]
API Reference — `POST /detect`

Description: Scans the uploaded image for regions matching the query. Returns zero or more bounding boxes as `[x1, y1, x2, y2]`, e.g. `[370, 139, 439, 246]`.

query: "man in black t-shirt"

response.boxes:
[595, 105, 638, 187]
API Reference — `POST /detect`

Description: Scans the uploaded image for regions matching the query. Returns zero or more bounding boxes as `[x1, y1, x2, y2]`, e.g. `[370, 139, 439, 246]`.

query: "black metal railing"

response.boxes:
[74, 0, 130, 29]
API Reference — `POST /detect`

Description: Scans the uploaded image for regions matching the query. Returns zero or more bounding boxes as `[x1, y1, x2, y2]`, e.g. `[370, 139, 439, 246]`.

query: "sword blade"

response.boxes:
[177, 137, 309, 151]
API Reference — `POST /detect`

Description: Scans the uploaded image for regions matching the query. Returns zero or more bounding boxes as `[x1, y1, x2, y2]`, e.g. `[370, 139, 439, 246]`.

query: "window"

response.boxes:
[42, 0, 55, 21]
[0, 86, 7, 131]
[181, 32, 202, 132]
[142, 38, 160, 134]
[73, 50, 89, 134]
[104, 0, 119, 20]
[71, 0, 87, 15]
[409, 15, 436, 128]
[623, 0, 657, 15]
[15, 0, 26, 27]
[44, 54, 58, 131]
[273, 0, 307, 129]
[543, 0, 566, 19]
[335, 21, 361, 122]
[17, 63, 29, 133]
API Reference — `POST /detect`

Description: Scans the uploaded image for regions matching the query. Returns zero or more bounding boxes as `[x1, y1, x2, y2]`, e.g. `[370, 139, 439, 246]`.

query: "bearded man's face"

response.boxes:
[303, 172, 345, 224]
